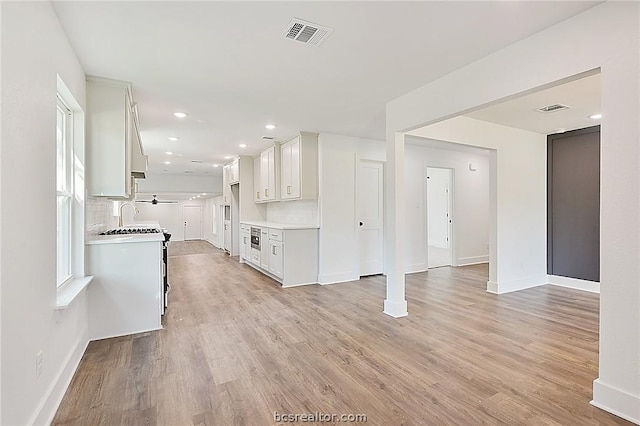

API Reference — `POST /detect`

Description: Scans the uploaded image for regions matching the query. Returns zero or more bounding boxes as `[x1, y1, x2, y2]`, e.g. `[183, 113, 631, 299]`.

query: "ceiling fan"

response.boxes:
[137, 194, 177, 205]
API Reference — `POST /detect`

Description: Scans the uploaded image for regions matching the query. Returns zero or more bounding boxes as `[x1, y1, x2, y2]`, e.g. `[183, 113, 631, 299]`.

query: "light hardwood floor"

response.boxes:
[52, 241, 630, 425]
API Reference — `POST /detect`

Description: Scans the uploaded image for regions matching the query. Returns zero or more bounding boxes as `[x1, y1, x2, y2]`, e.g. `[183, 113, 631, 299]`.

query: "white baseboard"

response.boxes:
[547, 274, 600, 293]
[457, 255, 489, 266]
[318, 271, 359, 285]
[30, 337, 89, 426]
[487, 274, 547, 294]
[383, 299, 408, 318]
[591, 378, 640, 424]
[405, 263, 427, 274]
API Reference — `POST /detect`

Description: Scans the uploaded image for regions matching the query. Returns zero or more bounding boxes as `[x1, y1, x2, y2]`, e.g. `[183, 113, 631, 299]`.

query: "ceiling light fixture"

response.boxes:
[168, 136, 180, 142]
[174, 112, 188, 118]
[590, 113, 602, 119]
[239, 144, 247, 148]
[213, 164, 220, 168]
[164, 161, 171, 165]
[201, 193, 207, 195]
[224, 155, 232, 160]
[265, 124, 277, 130]
[165, 151, 173, 155]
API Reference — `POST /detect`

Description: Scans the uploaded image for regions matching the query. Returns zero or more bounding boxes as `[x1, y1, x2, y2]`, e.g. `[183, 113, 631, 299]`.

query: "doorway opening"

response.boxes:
[426, 167, 453, 268]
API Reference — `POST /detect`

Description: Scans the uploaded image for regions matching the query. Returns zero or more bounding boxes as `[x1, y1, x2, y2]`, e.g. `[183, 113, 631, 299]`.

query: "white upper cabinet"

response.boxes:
[87, 77, 137, 197]
[254, 156, 261, 202]
[222, 164, 231, 205]
[280, 132, 318, 201]
[257, 145, 278, 202]
[229, 158, 240, 185]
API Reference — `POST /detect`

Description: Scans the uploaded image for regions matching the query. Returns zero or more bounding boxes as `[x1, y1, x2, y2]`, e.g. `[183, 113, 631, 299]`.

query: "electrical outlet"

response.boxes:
[35, 350, 43, 378]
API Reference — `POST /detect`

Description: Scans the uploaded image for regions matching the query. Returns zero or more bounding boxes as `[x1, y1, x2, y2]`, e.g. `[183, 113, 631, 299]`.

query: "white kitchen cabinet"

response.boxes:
[260, 228, 269, 270]
[229, 158, 240, 184]
[253, 145, 279, 203]
[223, 220, 231, 253]
[240, 224, 250, 261]
[267, 228, 284, 278]
[240, 222, 319, 287]
[87, 76, 147, 198]
[280, 132, 318, 201]
[222, 164, 232, 205]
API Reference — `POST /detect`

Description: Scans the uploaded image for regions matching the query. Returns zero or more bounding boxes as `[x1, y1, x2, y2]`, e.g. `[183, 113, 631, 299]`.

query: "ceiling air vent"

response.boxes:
[283, 18, 333, 46]
[262, 136, 275, 141]
[535, 103, 570, 113]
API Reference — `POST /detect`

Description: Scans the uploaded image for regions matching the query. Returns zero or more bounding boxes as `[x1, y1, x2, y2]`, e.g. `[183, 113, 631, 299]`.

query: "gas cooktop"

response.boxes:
[100, 228, 161, 235]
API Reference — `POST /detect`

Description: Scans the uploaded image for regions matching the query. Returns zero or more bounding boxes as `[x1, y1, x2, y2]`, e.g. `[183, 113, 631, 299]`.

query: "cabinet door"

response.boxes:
[230, 159, 240, 184]
[254, 156, 261, 202]
[269, 240, 284, 279]
[222, 165, 231, 204]
[281, 137, 300, 199]
[260, 229, 269, 270]
[261, 149, 270, 200]
[240, 232, 248, 260]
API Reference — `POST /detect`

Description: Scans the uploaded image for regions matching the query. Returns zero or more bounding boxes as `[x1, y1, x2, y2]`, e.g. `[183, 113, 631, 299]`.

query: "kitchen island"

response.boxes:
[86, 221, 164, 340]
[239, 221, 319, 287]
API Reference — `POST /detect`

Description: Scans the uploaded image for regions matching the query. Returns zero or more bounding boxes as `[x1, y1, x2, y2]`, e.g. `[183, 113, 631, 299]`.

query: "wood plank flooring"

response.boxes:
[52, 241, 630, 425]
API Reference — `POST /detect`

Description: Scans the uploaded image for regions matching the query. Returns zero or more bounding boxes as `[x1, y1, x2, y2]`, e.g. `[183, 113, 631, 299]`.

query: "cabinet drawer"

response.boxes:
[268, 229, 283, 242]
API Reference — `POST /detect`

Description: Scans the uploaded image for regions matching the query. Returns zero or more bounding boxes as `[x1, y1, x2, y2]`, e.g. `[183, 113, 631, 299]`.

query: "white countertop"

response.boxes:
[240, 220, 319, 230]
[87, 221, 165, 245]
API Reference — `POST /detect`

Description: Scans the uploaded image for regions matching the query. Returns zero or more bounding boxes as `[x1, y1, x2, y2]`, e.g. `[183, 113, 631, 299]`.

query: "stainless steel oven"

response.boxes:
[250, 227, 261, 250]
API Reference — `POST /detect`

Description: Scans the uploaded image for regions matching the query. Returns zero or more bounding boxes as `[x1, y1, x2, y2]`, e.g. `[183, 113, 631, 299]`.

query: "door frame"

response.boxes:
[182, 204, 203, 241]
[356, 158, 385, 277]
[425, 166, 455, 268]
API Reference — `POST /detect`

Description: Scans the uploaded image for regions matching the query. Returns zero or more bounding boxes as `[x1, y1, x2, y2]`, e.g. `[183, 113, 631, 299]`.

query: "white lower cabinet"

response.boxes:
[240, 224, 250, 261]
[268, 240, 284, 279]
[240, 222, 318, 287]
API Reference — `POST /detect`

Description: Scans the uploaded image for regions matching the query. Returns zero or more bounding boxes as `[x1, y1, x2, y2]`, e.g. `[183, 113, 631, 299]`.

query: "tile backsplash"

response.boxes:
[266, 200, 319, 225]
[86, 197, 116, 236]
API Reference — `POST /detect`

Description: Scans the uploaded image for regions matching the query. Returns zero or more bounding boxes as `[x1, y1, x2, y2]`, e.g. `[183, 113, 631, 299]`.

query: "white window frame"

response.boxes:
[57, 95, 74, 286]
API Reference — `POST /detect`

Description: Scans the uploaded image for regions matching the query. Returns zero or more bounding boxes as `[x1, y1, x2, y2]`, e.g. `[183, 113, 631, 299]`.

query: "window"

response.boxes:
[57, 96, 73, 286]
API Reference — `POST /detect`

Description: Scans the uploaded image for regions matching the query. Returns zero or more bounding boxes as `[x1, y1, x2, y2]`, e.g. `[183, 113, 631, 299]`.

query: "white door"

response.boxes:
[183, 205, 202, 240]
[426, 167, 453, 268]
[358, 160, 384, 276]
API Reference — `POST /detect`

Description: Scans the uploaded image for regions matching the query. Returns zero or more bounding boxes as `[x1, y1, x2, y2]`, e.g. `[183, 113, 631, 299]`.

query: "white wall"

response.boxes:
[388, 2, 639, 421]
[137, 173, 221, 195]
[1, 2, 89, 424]
[133, 199, 204, 242]
[318, 133, 386, 284]
[203, 196, 223, 248]
[404, 139, 490, 273]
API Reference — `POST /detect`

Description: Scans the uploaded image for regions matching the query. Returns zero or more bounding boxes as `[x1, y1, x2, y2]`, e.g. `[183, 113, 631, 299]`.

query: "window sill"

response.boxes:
[55, 276, 94, 310]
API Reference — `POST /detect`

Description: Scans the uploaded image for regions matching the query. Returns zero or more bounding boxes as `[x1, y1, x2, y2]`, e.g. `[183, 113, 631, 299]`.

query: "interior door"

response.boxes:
[427, 167, 453, 268]
[358, 160, 384, 276]
[183, 205, 202, 240]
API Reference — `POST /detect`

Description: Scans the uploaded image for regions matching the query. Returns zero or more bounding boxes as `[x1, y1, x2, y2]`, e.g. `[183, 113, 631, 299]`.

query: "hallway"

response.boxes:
[52, 241, 628, 425]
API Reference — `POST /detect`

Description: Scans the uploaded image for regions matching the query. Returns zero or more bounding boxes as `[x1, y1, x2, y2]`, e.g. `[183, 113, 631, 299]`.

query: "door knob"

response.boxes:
[359, 221, 363, 226]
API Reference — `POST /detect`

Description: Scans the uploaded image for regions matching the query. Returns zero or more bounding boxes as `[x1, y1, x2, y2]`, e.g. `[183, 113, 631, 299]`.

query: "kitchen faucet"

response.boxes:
[118, 202, 139, 227]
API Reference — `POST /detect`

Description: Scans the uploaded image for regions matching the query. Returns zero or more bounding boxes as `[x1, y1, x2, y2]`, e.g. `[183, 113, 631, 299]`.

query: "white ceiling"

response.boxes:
[465, 72, 601, 134]
[52, 1, 599, 177]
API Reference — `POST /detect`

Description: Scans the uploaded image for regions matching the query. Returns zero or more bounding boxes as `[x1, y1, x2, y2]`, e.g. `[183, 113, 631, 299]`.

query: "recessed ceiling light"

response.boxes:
[196, 195, 200, 198]
[164, 161, 171, 165]
[265, 124, 277, 130]
[174, 112, 187, 118]
[201, 193, 207, 195]
[224, 155, 232, 159]
[239, 144, 247, 148]
[168, 136, 180, 142]
[165, 151, 173, 155]
[590, 113, 602, 119]
[213, 164, 220, 168]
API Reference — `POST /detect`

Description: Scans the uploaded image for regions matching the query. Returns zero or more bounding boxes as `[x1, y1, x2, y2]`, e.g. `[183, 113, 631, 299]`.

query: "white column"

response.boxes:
[384, 132, 408, 317]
